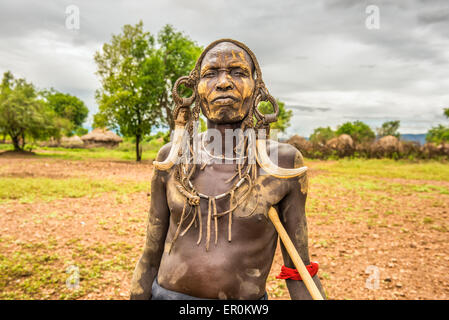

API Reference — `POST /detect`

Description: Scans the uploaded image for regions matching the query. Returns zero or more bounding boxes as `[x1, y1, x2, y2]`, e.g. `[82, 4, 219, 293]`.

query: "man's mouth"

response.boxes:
[211, 95, 238, 105]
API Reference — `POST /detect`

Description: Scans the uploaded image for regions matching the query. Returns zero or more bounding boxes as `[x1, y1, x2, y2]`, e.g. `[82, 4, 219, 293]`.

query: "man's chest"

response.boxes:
[166, 165, 290, 220]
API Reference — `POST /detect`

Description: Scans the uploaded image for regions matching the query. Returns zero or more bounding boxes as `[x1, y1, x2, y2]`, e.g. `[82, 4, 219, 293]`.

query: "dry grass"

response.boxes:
[0, 152, 448, 300]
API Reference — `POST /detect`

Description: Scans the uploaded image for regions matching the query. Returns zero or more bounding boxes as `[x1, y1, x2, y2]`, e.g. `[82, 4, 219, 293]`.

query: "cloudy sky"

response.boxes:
[1, 0, 448, 136]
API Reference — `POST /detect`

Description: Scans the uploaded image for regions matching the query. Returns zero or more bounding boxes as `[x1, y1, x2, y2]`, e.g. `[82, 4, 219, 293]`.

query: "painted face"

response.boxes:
[197, 42, 256, 124]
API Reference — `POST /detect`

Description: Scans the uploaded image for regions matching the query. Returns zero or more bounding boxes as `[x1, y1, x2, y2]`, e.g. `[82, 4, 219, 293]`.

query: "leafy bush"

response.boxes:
[0, 71, 70, 151]
[377, 120, 400, 138]
[336, 121, 375, 144]
[74, 127, 88, 136]
[309, 126, 335, 145]
[426, 125, 449, 144]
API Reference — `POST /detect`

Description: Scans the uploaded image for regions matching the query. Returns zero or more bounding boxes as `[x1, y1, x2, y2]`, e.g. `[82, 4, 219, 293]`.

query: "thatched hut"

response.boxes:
[371, 135, 403, 158]
[326, 134, 354, 157]
[81, 128, 123, 148]
[420, 142, 439, 159]
[437, 143, 449, 156]
[60, 135, 85, 148]
[287, 135, 313, 157]
[40, 136, 84, 148]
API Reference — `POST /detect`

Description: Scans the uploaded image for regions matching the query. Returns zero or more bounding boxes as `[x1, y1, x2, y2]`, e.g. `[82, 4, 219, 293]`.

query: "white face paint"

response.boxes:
[198, 42, 255, 125]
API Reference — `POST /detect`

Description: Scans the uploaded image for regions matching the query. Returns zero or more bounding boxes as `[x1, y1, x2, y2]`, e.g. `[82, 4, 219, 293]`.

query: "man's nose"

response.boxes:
[216, 72, 233, 91]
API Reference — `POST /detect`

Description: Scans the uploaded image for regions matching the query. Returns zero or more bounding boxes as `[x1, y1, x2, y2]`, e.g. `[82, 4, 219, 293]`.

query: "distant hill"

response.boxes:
[400, 134, 426, 145]
[287, 134, 427, 145]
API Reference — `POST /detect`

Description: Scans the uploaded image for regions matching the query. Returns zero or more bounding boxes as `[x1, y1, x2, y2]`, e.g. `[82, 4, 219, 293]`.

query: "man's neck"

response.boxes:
[204, 119, 244, 157]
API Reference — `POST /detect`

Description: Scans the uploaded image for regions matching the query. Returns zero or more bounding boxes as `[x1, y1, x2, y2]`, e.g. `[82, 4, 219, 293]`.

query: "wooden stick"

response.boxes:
[268, 207, 324, 300]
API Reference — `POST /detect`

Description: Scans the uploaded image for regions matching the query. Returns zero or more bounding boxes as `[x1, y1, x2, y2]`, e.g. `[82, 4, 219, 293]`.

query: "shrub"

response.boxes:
[336, 121, 375, 144]
[426, 125, 449, 145]
[309, 126, 335, 145]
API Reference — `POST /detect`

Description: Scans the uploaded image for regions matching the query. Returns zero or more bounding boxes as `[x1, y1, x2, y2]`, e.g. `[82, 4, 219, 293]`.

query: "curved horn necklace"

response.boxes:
[201, 133, 248, 162]
[255, 136, 308, 179]
[154, 125, 309, 179]
[153, 124, 186, 171]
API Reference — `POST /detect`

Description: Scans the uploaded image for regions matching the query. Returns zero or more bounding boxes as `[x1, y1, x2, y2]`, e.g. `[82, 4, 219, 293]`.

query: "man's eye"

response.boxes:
[203, 71, 216, 78]
[232, 70, 247, 77]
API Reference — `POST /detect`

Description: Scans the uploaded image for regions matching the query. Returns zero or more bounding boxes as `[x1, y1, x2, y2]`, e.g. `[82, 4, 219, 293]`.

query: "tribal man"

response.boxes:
[130, 39, 326, 300]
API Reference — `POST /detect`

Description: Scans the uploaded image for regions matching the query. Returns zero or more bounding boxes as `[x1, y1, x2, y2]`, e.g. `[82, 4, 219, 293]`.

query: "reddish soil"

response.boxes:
[1, 156, 448, 300]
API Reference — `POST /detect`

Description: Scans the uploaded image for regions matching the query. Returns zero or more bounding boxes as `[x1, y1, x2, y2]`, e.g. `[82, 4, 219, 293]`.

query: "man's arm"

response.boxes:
[277, 149, 326, 300]
[130, 145, 171, 300]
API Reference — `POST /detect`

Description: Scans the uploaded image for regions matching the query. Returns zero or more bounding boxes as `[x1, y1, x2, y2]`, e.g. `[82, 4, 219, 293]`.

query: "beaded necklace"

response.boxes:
[168, 133, 258, 253]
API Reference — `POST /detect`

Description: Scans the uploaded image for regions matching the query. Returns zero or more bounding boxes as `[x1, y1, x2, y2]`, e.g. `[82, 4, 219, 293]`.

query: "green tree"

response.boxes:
[74, 127, 88, 136]
[309, 126, 335, 144]
[94, 21, 165, 161]
[157, 25, 202, 132]
[0, 71, 65, 151]
[94, 22, 201, 161]
[42, 89, 89, 134]
[377, 120, 400, 138]
[426, 108, 449, 144]
[336, 120, 375, 144]
[258, 100, 293, 133]
[426, 125, 449, 144]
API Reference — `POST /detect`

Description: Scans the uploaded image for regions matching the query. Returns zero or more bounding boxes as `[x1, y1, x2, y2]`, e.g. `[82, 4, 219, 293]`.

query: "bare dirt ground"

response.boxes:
[1, 155, 448, 300]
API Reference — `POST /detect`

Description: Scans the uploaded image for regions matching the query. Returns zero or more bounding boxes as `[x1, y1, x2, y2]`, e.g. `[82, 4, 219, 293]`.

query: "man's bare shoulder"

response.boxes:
[267, 139, 305, 169]
[155, 142, 173, 162]
[152, 143, 173, 181]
